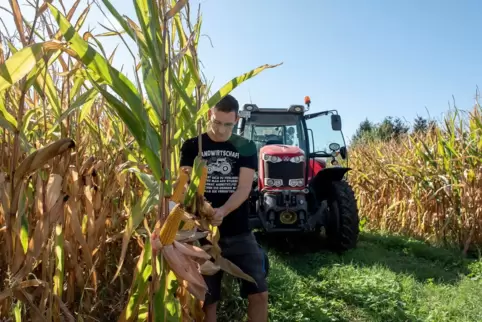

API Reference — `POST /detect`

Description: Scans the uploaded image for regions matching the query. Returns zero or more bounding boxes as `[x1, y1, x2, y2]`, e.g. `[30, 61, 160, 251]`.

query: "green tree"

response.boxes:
[377, 116, 409, 141]
[351, 118, 375, 144]
[351, 116, 409, 145]
[413, 115, 429, 133]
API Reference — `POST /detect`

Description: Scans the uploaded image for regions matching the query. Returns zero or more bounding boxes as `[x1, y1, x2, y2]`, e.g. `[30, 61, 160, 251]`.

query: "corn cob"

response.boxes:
[171, 170, 189, 203]
[181, 220, 196, 231]
[159, 204, 185, 245]
[197, 165, 208, 196]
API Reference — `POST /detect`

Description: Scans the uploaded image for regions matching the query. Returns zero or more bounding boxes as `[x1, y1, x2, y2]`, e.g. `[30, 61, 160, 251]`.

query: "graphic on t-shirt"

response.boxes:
[202, 149, 239, 194]
[207, 158, 232, 175]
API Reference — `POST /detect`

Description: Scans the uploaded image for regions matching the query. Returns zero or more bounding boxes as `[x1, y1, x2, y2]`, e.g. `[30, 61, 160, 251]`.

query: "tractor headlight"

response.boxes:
[288, 178, 304, 187]
[263, 154, 282, 163]
[290, 155, 305, 163]
[265, 178, 283, 187]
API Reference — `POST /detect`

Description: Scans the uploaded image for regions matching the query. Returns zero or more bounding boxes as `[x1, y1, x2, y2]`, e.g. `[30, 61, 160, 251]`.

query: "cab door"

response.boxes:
[302, 111, 346, 180]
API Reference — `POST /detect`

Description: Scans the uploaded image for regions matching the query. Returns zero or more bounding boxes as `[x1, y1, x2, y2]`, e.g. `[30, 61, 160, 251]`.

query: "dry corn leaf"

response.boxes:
[199, 260, 220, 276]
[66, 198, 93, 270]
[165, 0, 188, 19]
[215, 256, 257, 285]
[13, 193, 67, 281]
[34, 173, 44, 219]
[13, 289, 47, 322]
[173, 240, 211, 260]
[162, 245, 208, 301]
[46, 174, 62, 212]
[0, 172, 9, 214]
[0, 279, 46, 301]
[175, 230, 208, 243]
[84, 185, 95, 250]
[14, 138, 75, 184]
[79, 156, 95, 176]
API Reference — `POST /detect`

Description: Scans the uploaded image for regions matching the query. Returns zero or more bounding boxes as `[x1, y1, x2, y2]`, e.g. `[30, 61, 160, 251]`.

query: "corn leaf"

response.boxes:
[173, 63, 282, 144]
[49, 4, 164, 180]
[47, 4, 146, 127]
[0, 41, 64, 92]
[0, 91, 18, 129]
[120, 264, 152, 322]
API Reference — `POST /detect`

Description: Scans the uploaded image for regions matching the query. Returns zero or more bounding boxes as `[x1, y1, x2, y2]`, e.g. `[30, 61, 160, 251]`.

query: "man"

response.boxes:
[179, 94, 268, 322]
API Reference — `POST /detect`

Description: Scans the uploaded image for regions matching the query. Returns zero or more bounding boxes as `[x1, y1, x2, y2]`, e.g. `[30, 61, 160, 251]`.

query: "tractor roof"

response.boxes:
[239, 104, 306, 117]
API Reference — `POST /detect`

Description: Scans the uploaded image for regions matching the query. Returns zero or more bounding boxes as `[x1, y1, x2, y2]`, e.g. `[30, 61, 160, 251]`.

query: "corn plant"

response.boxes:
[0, 0, 280, 320]
[350, 102, 482, 253]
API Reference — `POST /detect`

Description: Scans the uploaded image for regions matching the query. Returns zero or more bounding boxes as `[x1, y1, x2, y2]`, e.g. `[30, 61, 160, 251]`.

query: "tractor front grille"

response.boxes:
[264, 160, 304, 186]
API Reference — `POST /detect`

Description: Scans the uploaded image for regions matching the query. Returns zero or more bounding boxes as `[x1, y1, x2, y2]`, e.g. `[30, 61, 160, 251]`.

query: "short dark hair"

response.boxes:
[214, 94, 239, 115]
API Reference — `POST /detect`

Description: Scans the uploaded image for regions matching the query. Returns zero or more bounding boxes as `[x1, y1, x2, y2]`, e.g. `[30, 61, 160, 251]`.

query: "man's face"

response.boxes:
[208, 107, 239, 141]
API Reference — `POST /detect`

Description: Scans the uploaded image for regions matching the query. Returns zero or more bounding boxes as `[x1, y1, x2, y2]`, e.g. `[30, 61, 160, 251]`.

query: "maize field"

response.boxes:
[0, 0, 481, 321]
[349, 105, 482, 254]
[0, 0, 279, 320]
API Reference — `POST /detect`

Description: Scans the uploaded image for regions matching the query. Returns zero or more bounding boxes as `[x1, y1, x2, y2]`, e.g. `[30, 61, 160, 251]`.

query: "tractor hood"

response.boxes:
[260, 144, 305, 157]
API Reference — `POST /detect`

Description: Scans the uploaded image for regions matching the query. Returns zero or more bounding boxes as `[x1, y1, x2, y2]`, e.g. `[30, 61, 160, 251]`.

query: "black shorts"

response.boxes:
[202, 232, 268, 306]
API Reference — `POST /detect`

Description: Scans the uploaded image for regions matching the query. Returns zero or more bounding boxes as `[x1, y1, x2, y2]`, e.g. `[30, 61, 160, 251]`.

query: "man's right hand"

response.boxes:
[211, 207, 227, 226]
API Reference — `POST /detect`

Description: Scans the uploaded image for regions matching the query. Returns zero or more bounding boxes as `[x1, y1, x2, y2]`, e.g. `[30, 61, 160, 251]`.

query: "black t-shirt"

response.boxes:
[179, 132, 257, 237]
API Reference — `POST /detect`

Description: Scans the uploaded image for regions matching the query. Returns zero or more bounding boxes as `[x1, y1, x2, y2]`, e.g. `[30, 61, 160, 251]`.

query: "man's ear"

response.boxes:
[235, 115, 240, 123]
[208, 109, 212, 118]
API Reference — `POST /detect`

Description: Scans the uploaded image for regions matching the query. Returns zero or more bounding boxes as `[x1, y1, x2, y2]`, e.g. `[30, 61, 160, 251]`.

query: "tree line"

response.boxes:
[350, 115, 438, 146]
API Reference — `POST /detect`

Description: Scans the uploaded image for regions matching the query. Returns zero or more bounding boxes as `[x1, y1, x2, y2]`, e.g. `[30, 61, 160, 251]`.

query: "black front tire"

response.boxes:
[325, 180, 360, 252]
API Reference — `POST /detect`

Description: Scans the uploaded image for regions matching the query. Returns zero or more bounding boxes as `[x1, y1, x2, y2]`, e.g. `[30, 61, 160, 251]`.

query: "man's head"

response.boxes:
[207, 94, 240, 142]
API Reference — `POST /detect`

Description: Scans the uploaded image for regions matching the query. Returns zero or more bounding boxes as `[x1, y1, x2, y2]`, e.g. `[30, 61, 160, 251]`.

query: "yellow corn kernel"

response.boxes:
[181, 219, 196, 231]
[171, 170, 189, 203]
[159, 204, 185, 245]
[197, 166, 208, 196]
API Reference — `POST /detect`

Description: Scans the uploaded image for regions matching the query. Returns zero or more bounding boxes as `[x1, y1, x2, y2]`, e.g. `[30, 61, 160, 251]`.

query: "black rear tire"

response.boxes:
[325, 180, 360, 252]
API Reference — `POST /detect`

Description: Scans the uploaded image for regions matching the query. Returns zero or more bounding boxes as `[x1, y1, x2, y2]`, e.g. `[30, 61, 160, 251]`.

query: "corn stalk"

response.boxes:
[0, 0, 280, 320]
[350, 102, 482, 253]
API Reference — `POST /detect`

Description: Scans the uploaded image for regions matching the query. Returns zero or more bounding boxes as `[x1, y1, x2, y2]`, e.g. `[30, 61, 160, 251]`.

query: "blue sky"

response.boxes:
[3, 0, 482, 144]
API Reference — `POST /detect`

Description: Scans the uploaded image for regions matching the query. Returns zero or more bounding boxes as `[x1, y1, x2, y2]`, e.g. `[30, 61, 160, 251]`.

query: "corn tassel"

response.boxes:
[159, 204, 185, 245]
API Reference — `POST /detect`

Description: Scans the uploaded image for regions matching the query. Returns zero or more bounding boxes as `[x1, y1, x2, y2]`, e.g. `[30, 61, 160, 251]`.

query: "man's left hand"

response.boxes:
[212, 207, 228, 226]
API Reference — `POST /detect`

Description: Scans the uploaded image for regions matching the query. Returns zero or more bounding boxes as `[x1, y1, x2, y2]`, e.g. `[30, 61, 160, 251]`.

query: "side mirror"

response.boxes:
[340, 146, 347, 159]
[331, 115, 342, 131]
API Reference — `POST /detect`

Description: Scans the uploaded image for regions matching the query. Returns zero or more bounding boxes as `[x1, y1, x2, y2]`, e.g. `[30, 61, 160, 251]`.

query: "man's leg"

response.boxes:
[203, 302, 217, 322]
[247, 291, 269, 322]
[202, 269, 223, 322]
[222, 232, 269, 322]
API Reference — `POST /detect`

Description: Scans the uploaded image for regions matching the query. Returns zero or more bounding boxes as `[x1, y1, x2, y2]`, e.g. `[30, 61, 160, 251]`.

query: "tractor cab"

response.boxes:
[233, 97, 360, 252]
[235, 97, 348, 186]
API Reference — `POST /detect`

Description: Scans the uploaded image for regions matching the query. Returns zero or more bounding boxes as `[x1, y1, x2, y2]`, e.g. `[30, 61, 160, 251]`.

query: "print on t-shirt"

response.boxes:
[202, 149, 240, 194]
[179, 133, 257, 237]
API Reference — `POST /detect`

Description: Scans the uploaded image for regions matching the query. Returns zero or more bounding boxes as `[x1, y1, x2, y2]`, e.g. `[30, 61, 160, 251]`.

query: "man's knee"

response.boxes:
[248, 291, 268, 304]
[247, 292, 269, 321]
[204, 301, 218, 312]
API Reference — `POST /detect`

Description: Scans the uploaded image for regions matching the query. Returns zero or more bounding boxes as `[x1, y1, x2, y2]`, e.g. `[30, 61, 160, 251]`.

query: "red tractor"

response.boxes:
[235, 97, 360, 252]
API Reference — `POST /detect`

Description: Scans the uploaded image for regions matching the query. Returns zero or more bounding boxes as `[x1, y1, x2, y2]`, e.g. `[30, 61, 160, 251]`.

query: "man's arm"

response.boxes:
[219, 166, 255, 215]
[217, 140, 257, 218]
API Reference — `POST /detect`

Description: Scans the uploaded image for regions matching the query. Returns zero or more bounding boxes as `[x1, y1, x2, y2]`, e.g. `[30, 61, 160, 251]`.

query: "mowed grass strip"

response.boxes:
[217, 232, 482, 322]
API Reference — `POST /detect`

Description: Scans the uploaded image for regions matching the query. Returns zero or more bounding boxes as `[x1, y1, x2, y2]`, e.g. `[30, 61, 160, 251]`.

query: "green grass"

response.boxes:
[217, 232, 482, 322]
